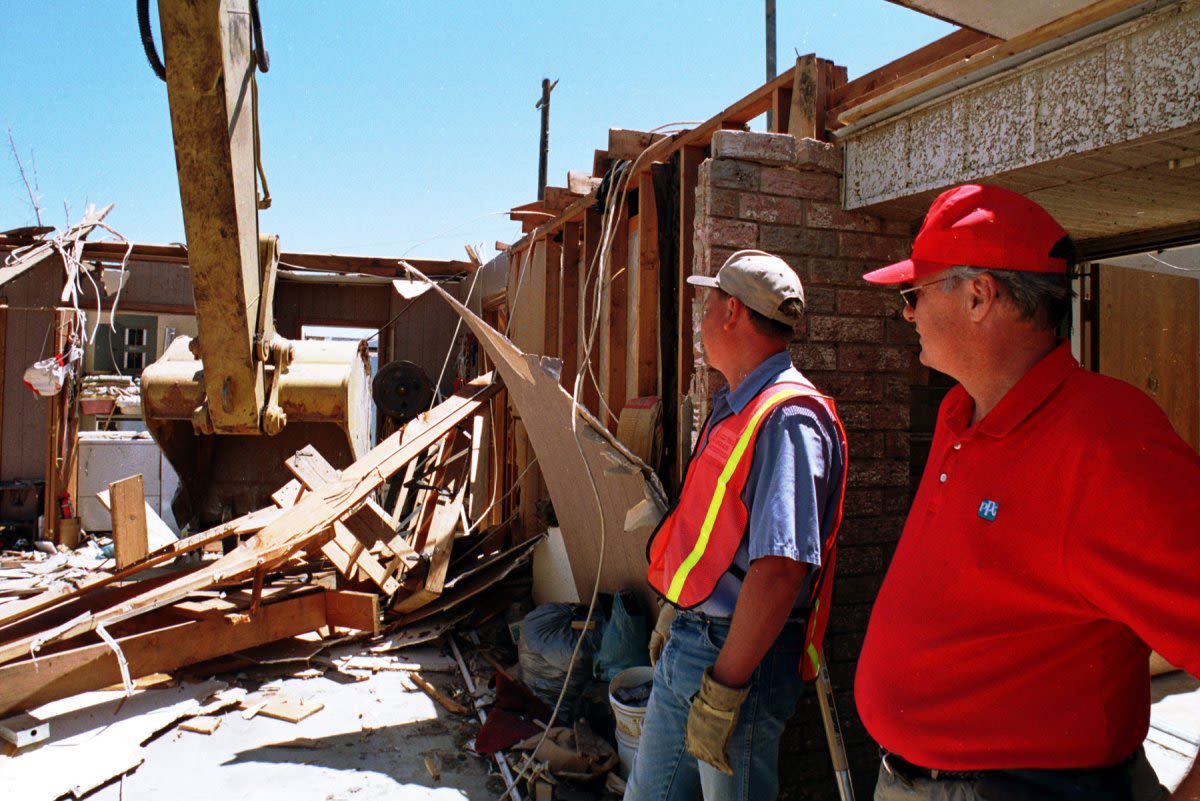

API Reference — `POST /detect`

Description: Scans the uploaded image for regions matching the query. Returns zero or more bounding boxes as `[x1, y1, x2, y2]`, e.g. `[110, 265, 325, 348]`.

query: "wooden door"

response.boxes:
[1098, 264, 1199, 452]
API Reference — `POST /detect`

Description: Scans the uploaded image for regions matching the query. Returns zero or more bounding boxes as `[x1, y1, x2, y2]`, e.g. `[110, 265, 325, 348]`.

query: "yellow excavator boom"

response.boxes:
[140, 0, 371, 527]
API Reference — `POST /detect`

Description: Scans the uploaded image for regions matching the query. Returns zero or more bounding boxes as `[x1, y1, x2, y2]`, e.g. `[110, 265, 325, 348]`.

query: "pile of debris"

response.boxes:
[0, 374, 545, 786]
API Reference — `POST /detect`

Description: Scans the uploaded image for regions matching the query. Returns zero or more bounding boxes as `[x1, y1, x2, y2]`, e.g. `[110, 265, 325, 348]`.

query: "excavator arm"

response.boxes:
[140, 0, 371, 528]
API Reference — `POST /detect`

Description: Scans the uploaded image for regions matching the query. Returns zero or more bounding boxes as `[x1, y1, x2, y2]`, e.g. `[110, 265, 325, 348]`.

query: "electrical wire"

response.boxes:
[1146, 252, 1200, 272]
[496, 131, 667, 801]
[432, 265, 484, 403]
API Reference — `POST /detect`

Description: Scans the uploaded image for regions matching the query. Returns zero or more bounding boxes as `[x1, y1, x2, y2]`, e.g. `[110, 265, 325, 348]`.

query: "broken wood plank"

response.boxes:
[179, 715, 222, 734]
[0, 514, 252, 634]
[0, 592, 329, 717]
[567, 171, 601, 196]
[257, 695, 324, 723]
[323, 590, 380, 633]
[109, 475, 149, 569]
[271, 478, 304, 509]
[543, 186, 579, 212]
[97, 486, 177, 552]
[408, 672, 468, 715]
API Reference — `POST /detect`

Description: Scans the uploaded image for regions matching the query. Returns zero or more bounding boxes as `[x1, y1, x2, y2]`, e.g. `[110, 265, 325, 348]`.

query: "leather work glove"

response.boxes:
[648, 604, 676, 667]
[685, 666, 748, 775]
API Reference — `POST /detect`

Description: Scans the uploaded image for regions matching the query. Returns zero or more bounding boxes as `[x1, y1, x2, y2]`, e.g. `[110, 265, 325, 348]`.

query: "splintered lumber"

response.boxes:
[109, 475, 149, 568]
[271, 478, 304, 509]
[0, 592, 334, 717]
[392, 535, 541, 628]
[393, 429, 470, 613]
[0, 375, 500, 669]
[283, 445, 418, 594]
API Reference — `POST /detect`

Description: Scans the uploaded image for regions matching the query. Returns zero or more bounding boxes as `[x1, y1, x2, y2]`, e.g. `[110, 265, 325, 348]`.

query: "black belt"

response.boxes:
[882, 751, 988, 781]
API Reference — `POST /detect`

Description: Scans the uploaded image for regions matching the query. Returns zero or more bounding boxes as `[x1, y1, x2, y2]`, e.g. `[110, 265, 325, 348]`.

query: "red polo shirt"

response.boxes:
[856, 342, 1200, 770]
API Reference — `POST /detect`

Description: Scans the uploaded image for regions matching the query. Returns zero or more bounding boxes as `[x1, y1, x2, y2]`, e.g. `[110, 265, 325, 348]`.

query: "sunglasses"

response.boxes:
[898, 276, 954, 308]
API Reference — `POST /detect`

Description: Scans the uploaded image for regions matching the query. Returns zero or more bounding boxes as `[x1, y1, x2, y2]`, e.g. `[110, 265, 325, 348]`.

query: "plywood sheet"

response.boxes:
[417, 271, 667, 613]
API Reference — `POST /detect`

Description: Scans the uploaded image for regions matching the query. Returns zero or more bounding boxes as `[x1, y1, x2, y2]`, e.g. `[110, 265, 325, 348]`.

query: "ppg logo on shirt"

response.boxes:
[978, 499, 999, 521]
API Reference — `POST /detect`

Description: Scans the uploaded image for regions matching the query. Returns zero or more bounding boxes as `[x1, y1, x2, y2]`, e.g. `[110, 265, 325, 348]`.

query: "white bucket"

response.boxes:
[608, 665, 653, 779]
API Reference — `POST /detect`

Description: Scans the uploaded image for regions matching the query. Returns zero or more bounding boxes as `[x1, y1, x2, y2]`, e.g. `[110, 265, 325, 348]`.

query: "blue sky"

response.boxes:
[1, 2, 951, 262]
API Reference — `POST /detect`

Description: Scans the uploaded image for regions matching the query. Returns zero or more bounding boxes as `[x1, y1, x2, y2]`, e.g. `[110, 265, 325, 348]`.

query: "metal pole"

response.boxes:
[816, 663, 856, 801]
[766, 0, 777, 131]
[535, 78, 557, 201]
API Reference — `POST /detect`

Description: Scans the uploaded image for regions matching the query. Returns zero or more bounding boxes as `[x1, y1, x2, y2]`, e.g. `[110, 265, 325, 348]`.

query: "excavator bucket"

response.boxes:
[142, 337, 372, 529]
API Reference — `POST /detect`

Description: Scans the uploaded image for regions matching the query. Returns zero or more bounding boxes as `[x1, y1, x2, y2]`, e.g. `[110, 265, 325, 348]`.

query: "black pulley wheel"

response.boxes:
[373, 360, 434, 424]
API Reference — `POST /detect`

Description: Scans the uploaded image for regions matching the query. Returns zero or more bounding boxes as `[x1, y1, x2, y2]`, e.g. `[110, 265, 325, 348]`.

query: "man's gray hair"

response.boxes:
[945, 266, 1074, 331]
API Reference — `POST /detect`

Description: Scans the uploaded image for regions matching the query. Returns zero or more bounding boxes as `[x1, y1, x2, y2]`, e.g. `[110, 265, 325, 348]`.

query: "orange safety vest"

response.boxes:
[646, 380, 847, 681]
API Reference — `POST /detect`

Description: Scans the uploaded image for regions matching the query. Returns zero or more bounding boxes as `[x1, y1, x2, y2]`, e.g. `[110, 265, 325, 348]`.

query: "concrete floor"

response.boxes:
[85, 643, 503, 801]
[3, 644, 1196, 800]
[1146, 670, 1200, 791]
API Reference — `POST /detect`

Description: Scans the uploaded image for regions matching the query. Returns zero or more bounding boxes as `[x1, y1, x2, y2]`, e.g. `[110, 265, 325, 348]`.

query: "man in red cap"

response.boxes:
[855, 183, 1200, 800]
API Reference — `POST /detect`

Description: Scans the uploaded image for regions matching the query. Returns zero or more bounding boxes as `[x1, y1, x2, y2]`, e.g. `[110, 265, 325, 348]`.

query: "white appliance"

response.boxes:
[76, 431, 181, 534]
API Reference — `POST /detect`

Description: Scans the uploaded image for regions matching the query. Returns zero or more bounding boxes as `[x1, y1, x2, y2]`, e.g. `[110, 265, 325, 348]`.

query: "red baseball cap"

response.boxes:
[862, 184, 1069, 285]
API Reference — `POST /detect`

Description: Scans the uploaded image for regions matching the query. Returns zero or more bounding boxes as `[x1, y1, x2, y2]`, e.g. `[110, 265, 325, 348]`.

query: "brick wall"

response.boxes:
[694, 130, 917, 799]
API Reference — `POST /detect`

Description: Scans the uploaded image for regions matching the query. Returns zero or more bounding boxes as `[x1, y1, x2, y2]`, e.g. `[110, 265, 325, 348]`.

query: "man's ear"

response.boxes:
[966, 273, 1001, 321]
[724, 295, 744, 330]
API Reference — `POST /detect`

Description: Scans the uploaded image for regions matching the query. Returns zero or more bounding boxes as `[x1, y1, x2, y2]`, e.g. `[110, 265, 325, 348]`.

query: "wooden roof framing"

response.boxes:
[0, 237, 475, 278]
[507, 66, 812, 255]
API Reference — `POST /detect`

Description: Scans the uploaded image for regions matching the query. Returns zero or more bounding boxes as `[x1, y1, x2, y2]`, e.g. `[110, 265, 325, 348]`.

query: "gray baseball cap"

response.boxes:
[687, 249, 804, 324]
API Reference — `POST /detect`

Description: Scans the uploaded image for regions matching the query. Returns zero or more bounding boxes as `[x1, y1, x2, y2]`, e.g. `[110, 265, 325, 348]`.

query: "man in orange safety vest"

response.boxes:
[626, 249, 847, 801]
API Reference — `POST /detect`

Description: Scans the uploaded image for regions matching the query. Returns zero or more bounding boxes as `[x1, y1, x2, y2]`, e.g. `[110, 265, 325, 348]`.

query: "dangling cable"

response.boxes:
[137, 0, 167, 82]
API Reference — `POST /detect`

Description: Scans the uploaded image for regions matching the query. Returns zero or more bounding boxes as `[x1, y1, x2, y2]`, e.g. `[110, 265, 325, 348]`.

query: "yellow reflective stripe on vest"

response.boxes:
[805, 599, 822, 675]
[665, 388, 806, 603]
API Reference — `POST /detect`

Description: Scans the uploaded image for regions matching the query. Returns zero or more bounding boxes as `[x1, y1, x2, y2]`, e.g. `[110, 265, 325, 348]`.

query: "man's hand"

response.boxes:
[685, 666, 749, 774]
[649, 604, 676, 667]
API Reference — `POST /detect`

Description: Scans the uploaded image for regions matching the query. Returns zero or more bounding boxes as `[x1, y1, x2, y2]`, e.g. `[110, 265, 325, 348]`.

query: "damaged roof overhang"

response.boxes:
[841, 1, 1200, 257]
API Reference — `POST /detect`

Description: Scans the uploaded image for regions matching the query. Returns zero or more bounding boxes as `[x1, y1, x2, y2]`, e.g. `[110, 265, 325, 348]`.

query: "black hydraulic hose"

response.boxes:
[137, 0, 167, 82]
[250, 0, 270, 72]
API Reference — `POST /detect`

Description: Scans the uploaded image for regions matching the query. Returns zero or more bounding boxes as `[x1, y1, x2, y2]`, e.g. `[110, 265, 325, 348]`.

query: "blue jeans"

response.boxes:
[625, 609, 806, 801]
